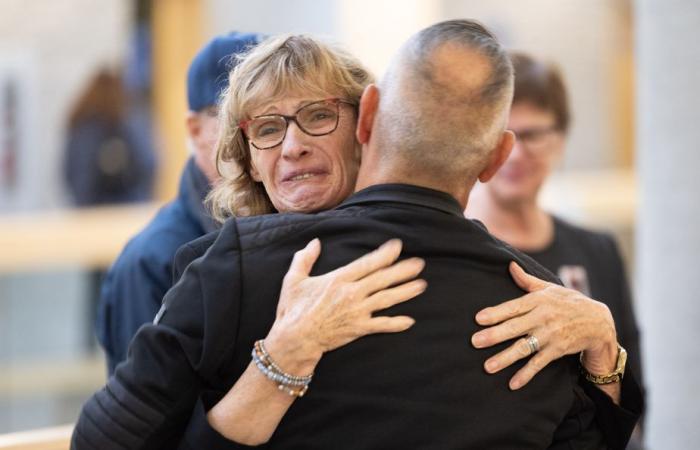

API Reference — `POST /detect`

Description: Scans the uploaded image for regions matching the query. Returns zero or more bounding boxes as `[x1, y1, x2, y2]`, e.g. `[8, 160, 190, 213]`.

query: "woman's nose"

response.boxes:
[280, 121, 311, 159]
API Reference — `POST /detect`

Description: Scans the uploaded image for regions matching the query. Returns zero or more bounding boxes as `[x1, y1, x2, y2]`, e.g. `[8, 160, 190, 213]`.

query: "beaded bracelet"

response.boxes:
[251, 340, 313, 397]
[255, 340, 313, 384]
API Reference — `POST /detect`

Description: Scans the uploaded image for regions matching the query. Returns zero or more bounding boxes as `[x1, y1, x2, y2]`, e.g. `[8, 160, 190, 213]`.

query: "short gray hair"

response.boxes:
[376, 19, 514, 180]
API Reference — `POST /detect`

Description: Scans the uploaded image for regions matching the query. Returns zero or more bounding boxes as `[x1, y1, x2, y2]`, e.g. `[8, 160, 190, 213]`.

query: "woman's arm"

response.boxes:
[206, 238, 426, 445]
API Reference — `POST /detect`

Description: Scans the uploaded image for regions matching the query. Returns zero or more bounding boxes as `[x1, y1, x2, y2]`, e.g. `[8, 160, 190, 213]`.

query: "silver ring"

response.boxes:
[526, 335, 540, 354]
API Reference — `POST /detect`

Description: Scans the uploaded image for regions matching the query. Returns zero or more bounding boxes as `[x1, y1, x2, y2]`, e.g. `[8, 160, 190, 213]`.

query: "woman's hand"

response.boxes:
[471, 262, 619, 393]
[265, 238, 426, 374]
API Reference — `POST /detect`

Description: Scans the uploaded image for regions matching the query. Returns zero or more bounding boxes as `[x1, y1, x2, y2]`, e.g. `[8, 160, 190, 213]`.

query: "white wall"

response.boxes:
[636, 0, 700, 447]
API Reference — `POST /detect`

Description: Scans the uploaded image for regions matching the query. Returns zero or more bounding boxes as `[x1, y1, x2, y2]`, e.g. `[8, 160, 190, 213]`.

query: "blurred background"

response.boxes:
[0, 0, 697, 448]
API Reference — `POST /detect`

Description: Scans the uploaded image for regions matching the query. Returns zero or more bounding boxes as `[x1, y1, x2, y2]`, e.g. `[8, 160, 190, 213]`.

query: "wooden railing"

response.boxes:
[0, 425, 72, 450]
[0, 203, 160, 273]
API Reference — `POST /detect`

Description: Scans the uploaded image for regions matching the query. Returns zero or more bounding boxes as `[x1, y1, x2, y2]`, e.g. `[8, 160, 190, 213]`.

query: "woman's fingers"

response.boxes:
[331, 239, 403, 282]
[508, 261, 551, 292]
[363, 315, 416, 334]
[356, 257, 425, 296]
[508, 349, 557, 390]
[283, 238, 322, 284]
[481, 332, 549, 373]
[475, 293, 538, 326]
[366, 279, 427, 311]
[472, 314, 533, 348]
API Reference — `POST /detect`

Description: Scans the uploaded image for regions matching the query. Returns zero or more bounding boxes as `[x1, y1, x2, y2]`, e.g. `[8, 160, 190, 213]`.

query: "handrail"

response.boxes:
[0, 424, 73, 450]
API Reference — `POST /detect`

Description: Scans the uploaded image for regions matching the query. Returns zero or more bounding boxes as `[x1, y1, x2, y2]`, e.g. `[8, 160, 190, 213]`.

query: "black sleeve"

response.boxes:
[604, 235, 645, 400]
[582, 370, 644, 450]
[72, 237, 238, 450]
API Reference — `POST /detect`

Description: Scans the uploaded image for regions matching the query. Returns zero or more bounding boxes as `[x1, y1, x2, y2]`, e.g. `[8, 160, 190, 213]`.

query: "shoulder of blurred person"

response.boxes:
[97, 157, 216, 373]
[95, 32, 260, 373]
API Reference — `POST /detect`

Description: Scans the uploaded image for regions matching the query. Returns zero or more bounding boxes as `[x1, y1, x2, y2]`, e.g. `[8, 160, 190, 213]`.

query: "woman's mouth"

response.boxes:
[289, 172, 319, 181]
[282, 169, 327, 183]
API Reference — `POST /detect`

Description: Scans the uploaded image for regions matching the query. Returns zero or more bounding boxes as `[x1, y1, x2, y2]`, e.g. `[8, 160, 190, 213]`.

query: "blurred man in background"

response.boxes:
[96, 32, 260, 374]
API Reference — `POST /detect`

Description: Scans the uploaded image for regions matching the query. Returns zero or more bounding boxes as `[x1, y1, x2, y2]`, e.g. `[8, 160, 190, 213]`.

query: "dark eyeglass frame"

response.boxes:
[238, 98, 356, 150]
[512, 125, 562, 152]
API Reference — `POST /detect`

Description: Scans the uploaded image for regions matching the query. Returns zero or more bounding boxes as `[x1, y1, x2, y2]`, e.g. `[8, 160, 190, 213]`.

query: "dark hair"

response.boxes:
[511, 52, 570, 132]
[68, 68, 125, 129]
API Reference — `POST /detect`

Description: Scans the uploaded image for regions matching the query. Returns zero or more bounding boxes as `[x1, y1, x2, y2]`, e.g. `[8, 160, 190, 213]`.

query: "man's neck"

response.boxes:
[354, 156, 473, 209]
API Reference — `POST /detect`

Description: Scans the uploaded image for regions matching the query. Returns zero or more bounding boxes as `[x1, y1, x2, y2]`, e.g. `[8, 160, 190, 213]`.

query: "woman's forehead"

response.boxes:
[247, 89, 342, 117]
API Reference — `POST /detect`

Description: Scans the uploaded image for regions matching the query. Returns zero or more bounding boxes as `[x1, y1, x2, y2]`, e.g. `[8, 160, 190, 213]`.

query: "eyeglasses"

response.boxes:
[513, 126, 561, 153]
[238, 98, 356, 150]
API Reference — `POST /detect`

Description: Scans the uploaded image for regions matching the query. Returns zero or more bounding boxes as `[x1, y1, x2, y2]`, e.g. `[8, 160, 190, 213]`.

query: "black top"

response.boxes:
[73, 184, 641, 450]
[524, 216, 644, 393]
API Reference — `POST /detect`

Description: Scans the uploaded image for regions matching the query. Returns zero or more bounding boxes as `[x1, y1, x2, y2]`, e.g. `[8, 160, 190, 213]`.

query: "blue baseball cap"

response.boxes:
[186, 31, 262, 111]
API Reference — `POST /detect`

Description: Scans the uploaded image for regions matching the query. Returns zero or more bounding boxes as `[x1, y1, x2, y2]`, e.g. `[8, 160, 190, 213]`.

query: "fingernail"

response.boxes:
[384, 239, 401, 248]
[485, 359, 498, 373]
[475, 311, 488, 323]
[412, 258, 426, 270]
[510, 379, 521, 390]
[471, 333, 485, 347]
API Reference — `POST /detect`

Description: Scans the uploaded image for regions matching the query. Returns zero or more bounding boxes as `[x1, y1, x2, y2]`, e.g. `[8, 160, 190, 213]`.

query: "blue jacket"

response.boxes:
[96, 158, 217, 374]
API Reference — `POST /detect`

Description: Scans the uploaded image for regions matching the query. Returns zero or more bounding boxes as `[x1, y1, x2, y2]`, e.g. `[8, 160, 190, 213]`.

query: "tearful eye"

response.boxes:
[253, 120, 284, 138]
[310, 110, 334, 121]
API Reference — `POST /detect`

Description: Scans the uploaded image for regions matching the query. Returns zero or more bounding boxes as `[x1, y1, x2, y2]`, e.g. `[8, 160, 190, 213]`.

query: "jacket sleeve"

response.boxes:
[74, 254, 216, 450]
[604, 235, 645, 402]
[583, 369, 644, 450]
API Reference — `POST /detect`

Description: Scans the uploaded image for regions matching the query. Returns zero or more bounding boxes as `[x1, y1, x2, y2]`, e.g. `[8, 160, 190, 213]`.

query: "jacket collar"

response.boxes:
[179, 157, 219, 234]
[337, 184, 465, 218]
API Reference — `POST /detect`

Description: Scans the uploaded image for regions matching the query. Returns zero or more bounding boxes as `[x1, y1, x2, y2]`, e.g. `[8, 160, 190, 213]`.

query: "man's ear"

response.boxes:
[356, 84, 379, 145]
[478, 130, 515, 183]
[186, 112, 201, 141]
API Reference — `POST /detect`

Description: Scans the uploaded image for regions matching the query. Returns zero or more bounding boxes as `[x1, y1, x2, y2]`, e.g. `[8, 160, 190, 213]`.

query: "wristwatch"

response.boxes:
[580, 344, 627, 385]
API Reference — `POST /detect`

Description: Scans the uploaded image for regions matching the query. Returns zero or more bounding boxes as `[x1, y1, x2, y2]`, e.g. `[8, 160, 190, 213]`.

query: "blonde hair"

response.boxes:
[207, 34, 373, 221]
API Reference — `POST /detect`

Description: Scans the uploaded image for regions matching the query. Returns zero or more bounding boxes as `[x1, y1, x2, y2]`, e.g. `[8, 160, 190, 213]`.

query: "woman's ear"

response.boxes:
[478, 130, 515, 183]
[356, 84, 379, 145]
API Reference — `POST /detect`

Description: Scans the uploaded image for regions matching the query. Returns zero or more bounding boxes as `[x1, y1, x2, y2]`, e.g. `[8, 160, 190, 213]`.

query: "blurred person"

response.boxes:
[63, 68, 156, 206]
[74, 23, 641, 449]
[466, 52, 644, 447]
[96, 32, 260, 373]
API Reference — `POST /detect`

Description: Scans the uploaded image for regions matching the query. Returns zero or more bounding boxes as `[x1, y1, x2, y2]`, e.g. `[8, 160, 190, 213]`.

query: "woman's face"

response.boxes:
[485, 102, 565, 206]
[246, 95, 360, 213]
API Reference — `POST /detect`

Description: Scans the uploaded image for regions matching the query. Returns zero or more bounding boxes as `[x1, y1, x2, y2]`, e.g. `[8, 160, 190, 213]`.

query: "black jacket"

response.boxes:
[73, 184, 641, 449]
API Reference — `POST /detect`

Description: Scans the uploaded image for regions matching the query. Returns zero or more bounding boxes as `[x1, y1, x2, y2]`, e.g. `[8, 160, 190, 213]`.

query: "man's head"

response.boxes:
[186, 32, 260, 183]
[356, 20, 516, 201]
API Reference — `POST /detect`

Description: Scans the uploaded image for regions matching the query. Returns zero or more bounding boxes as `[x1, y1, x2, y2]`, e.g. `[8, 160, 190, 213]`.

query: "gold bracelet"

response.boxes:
[579, 344, 627, 385]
